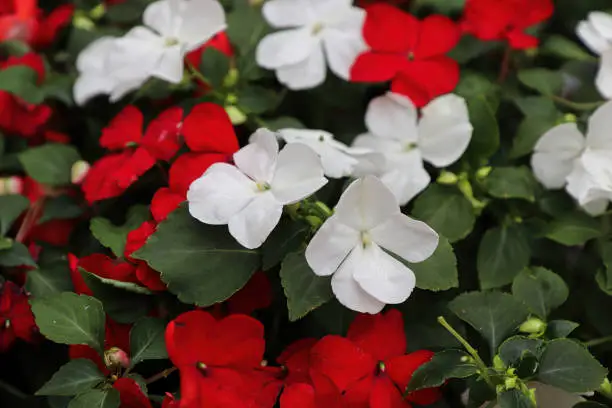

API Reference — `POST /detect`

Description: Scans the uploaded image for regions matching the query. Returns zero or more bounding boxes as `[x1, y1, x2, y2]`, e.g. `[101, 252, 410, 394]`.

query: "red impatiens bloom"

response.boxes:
[350, 4, 460, 107]
[460, 0, 554, 50]
[0, 53, 51, 137]
[0, 281, 37, 352]
[124, 221, 166, 291]
[114, 378, 152, 408]
[165, 310, 282, 408]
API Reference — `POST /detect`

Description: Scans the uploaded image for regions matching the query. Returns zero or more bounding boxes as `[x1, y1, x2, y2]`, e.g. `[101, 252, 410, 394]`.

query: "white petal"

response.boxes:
[234, 128, 279, 183]
[577, 20, 609, 55]
[365, 92, 418, 142]
[587, 100, 612, 149]
[256, 28, 317, 69]
[322, 27, 366, 80]
[596, 50, 612, 100]
[331, 247, 386, 314]
[73, 75, 116, 106]
[228, 192, 283, 249]
[418, 94, 474, 167]
[305, 216, 360, 276]
[353, 243, 416, 304]
[271, 143, 328, 204]
[262, 0, 314, 28]
[177, 0, 227, 50]
[109, 76, 149, 103]
[151, 45, 185, 83]
[566, 155, 612, 210]
[76, 36, 116, 73]
[589, 12, 612, 42]
[143, 0, 179, 37]
[187, 163, 256, 225]
[380, 150, 430, 206]
[275, 44, 327, 90]
[582, 198, 609, 216]
[108, 27, 163, 82]
[311, 0, 356, 23]
[531, 123, 585, 189]
[334, 176, 400, 231]
[370, 213, 439, 263]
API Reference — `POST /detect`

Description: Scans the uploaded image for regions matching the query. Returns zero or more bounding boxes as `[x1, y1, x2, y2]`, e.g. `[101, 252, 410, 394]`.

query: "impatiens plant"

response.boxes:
[4, 0, 612, 407]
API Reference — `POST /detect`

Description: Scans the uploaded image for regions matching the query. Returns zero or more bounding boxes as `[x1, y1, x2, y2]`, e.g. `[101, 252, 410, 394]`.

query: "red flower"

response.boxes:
[0, 281, 37, 352]
[226, 272, 273, 315]
[460, 0, 553, 50]
[0, 53, 51, 137]
[125, 221, 166, 292]
[277, 338, 318, 385]
[166, 310, 281, 407]
[350, 5, 460, 107]
[186, 32, 234, 68]
[114, 378, 152, 408]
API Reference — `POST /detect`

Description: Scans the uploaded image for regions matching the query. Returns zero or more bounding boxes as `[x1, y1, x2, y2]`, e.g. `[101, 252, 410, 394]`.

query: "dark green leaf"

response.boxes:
[0, 241, 37, 267]
[510, 115, 560, 159]
[512, 267, 569, 318]
[403, 237, 458, 291]
[448, 35, 500, 64]
[0, 237, 12, 250]
[464, 95, 500, 163]
[546, 320, 579, 339]
[68, 388, 120, 408]
[484, 167, 538, 202]
[477, 225, 531, 289]
[537, 339, 607, 393]
[265, 116, 305, 130]
[545, 212, 601, 246]
[513, 97, 558, 118]
[18, 144, 80, 186]
[261, 219, 308, 270]
[449, 291, 529, 353]
[239, 85, 281, 114]
[134, 206, 260, 307]
[42, 74, 76, 105]
[498, 389, 535, 408]
[518, 69, 564, 96]
[105, 0, 150, 23]
[281, 251, 332, 321]
[498, 336, 545, 366]
[26, 262, 74, 299]
[411, 184, 475, 243]
[407, 349, 478, 391]
[31, 293, 105, 353]
[0, 194, 29, 236]
[0, 66, 44, 104]
[36, 359, 104, 396]
[39, 195, 84, 224]
[130, 317, 168, 366]
[200, 47, 230, 89]
[226, 0, 269, 55]
[542, 36, 597, 62]
[90, 205, 150, 258]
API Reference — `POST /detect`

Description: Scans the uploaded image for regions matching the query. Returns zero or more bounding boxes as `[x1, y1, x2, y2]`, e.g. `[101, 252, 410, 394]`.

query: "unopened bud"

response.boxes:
[71, 160, 90, 184]
[561, 113, 577, 124]
[437, 171, 458, 185]
[0, 176, 23, 195]
[104, 347, 130, 369]
[225, 106, 247, 125]
[493, 355, 506, 371]
[305, 215, 322, 229]
[223, 69, 239, 88]
[476, 166, 492, 179]
[600, 378, 612, 395]
[504, 376, 517, 390]
[524, 47, 538, 58]
[519, 317, 547, 335]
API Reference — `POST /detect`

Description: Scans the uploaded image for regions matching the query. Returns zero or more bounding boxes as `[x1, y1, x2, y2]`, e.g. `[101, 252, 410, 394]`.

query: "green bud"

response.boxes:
[89, 4, 106, 20]
[225, 106, 247, 125]
[528, 387, 537, 406]
[504, 376, 517, 390]
[524, 47, 538, 58]
[519, 317, 547, 335]
[476, 166, 492, 179]
[493, 355, 506, 371]
[226, 93, 238, 105]
[73, 13, 95, 30]
[561, 113, 577, 124]
[305, 216, 322, 229]
[600, 378, 612, 394]
[313, 201, 333, 217]
[437, 171, 458, 185]
[223, 68, 239, 88]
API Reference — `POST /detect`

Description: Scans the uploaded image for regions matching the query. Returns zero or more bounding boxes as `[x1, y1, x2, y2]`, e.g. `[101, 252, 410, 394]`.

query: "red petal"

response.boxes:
[81, 153, 129, 203]
[506, 29, 539, 50]
[0, 91, 51, 136]
[460, 0, 510, 41]
[114, 148, 157, 189]
[182, 103, 239, 154]
[105, 318, 132, 352]
[79, 254, 139, 284]
[68, 254, 93, 296]
[347, 309, 406, 362]
[515, 0, 553, 29]
[310, 335, 375, 392]
[162, 393, 179, 408]
[391, 57, 460, 107]
[350, 52, 408, 82]
[28, 219, 74, 246]
[69, 345, 106, 374]
[186, 32, 234, 68]
[151, 188, 184, 222]
[100, 106, 144, 150]
[113, 378, 152, 408]
[43, 130, 70, 143]
[414, 15, 460, 59]
[363, 4, 417, 53]
[370, 376, 409, 408]
[3, 53, 45, 82]
[386, 350, 441, 405]
[124, 221, 157, 259]
[135, 263, 166, 291]
[227, 271, 273, 315]
[280, 383, 317, 408]
[277, 338, 318, 385]
[32, 4, 75, 48]
[141, 107, 184, 161]
[169, 152, 229, 196]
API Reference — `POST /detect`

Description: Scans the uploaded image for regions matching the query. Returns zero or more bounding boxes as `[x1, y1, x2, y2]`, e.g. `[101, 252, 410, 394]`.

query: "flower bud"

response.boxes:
[519, 317, 547, 335]
[561, 113, 577, 124]
[0, 177, 23, 195]
[493, 354, 506, 371]
[104, 347, 131, 369]
[71, 160, 90, 185]
[437, 171, 458, 185]
[600, 378, 612, 395]
[504, 376, 517, 390]
[225, 106, 247, 125]
[223, 69, 239, 88]
[475, 166, 492, 180]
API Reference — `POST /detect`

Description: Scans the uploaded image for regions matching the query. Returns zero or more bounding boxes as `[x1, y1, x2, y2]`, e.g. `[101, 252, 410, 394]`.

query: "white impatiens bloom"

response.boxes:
[305, 176, 439, 314]
[188, 129, 328, 249]
[256, 0, 366, 90]
[73, 0, 226, 105]
[352, 92, 474, 205]
[531, 101, 612, 215]
[277, 128, 376, 178]
[577, 12, 612, 99]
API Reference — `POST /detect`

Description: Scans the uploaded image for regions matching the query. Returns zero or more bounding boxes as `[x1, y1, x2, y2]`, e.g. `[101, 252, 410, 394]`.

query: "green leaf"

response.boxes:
[31, 292, 105, 353]
[402, 237, 458, 291]
[130, 317, 168, 366]
[537, 339, 607, 393]
[281, 251, 332, 321]
[26, 262, 74, 299]
[68, 388, 120, 408]
[484, 167, 538, 202]
[513, 96, 558, 118]
[464, 95, 500, 163]
[18, 144, 80, 186]
[411, 184, 475, 243]
[542, 36, 597, 62]
[518, 69, 564, 96]
[546, 320, 579, 339]
[90, 205, 150, 258]
[448, 35, 500, 64]
[407, 349, 478, 391]
[0, 241, 37, 267]
[0, 65, 44, 104]
[238, 85, 281, 114]
[36, 359, 104, 396]
[200, 47, 230, 89]
[265, 116, 305, 130]
[41, 73, 75, 105]
[105, 0, 150, 23]
[134, 205, 260, 307]
[498, 336, 545, 366]
[512, 267, 569, 318]
[477, 225, 531, 289]
[510, 115, 560, 159]
[226, 0, 269, 55]
[498, 389, 535, 408]
[413, 0, 465, 13]
[261, 219, 308, 270]
[0, 194, 29, 235]
[545, 212, 602, 246]
[39, 195, 84, 224]
[449, 291, 529, 353]
[80, 268, 152, 295]
[0, 237, 12, 250]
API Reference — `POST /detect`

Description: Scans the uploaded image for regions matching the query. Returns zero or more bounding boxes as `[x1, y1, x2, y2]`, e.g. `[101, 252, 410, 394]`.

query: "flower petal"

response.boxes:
[256, 28, 317, 69]
[228, 192, 283, 249]
[586, 100, 612, 149]
[152, 45, 185, 83]
[275, 44, 327, 90]
[414, 15, 460, 59]
[322, 27, 367, 80]
[362, 4, 417, 53]
[170, 152, 229, 196]
[143, 0, 179, 38]
[177, 0, 227, 50]
[262, 0, 314, 28]
[141, 106, 184, 161]
[365, 91, 418, 141]
[187, 163, 256, 225]
[73, 75, 116, 106]
[370, 213, 438, 263]
[234, 128, 279, 183]
[577, 19, 610, 55]
[182, 102, 239, 154]
[306, 216, 360, 276]
[350, 52, 408, 82]
[596, 50, 612, 100]
[347, 309, 407, 362]
[380, 150, 430, 205]
[271, 143, 328, 204]
[418, 93, 473, 167]
[99, 105, 143, 150]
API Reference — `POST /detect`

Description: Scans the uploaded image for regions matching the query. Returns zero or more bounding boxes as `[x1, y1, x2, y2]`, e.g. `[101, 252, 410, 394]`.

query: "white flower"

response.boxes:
[305, 176, 439, 314]
[255, 0, 366, 90]
[577, 12, 612, 99]
[531, 101, 612, 215]
[187, 128, 328, 249]
[352, 92, 474, 205]
[277, 128, 375, 178]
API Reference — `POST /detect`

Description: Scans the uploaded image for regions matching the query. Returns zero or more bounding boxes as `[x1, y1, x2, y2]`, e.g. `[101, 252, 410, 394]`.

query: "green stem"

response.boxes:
[437, 316, 495, 389]
[145, 366, 178, 384]
[0, 379, 28, 399]
[585, 335, 612, 348]
[185, 62, 225, 101]
[549, 95, 604, 111]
